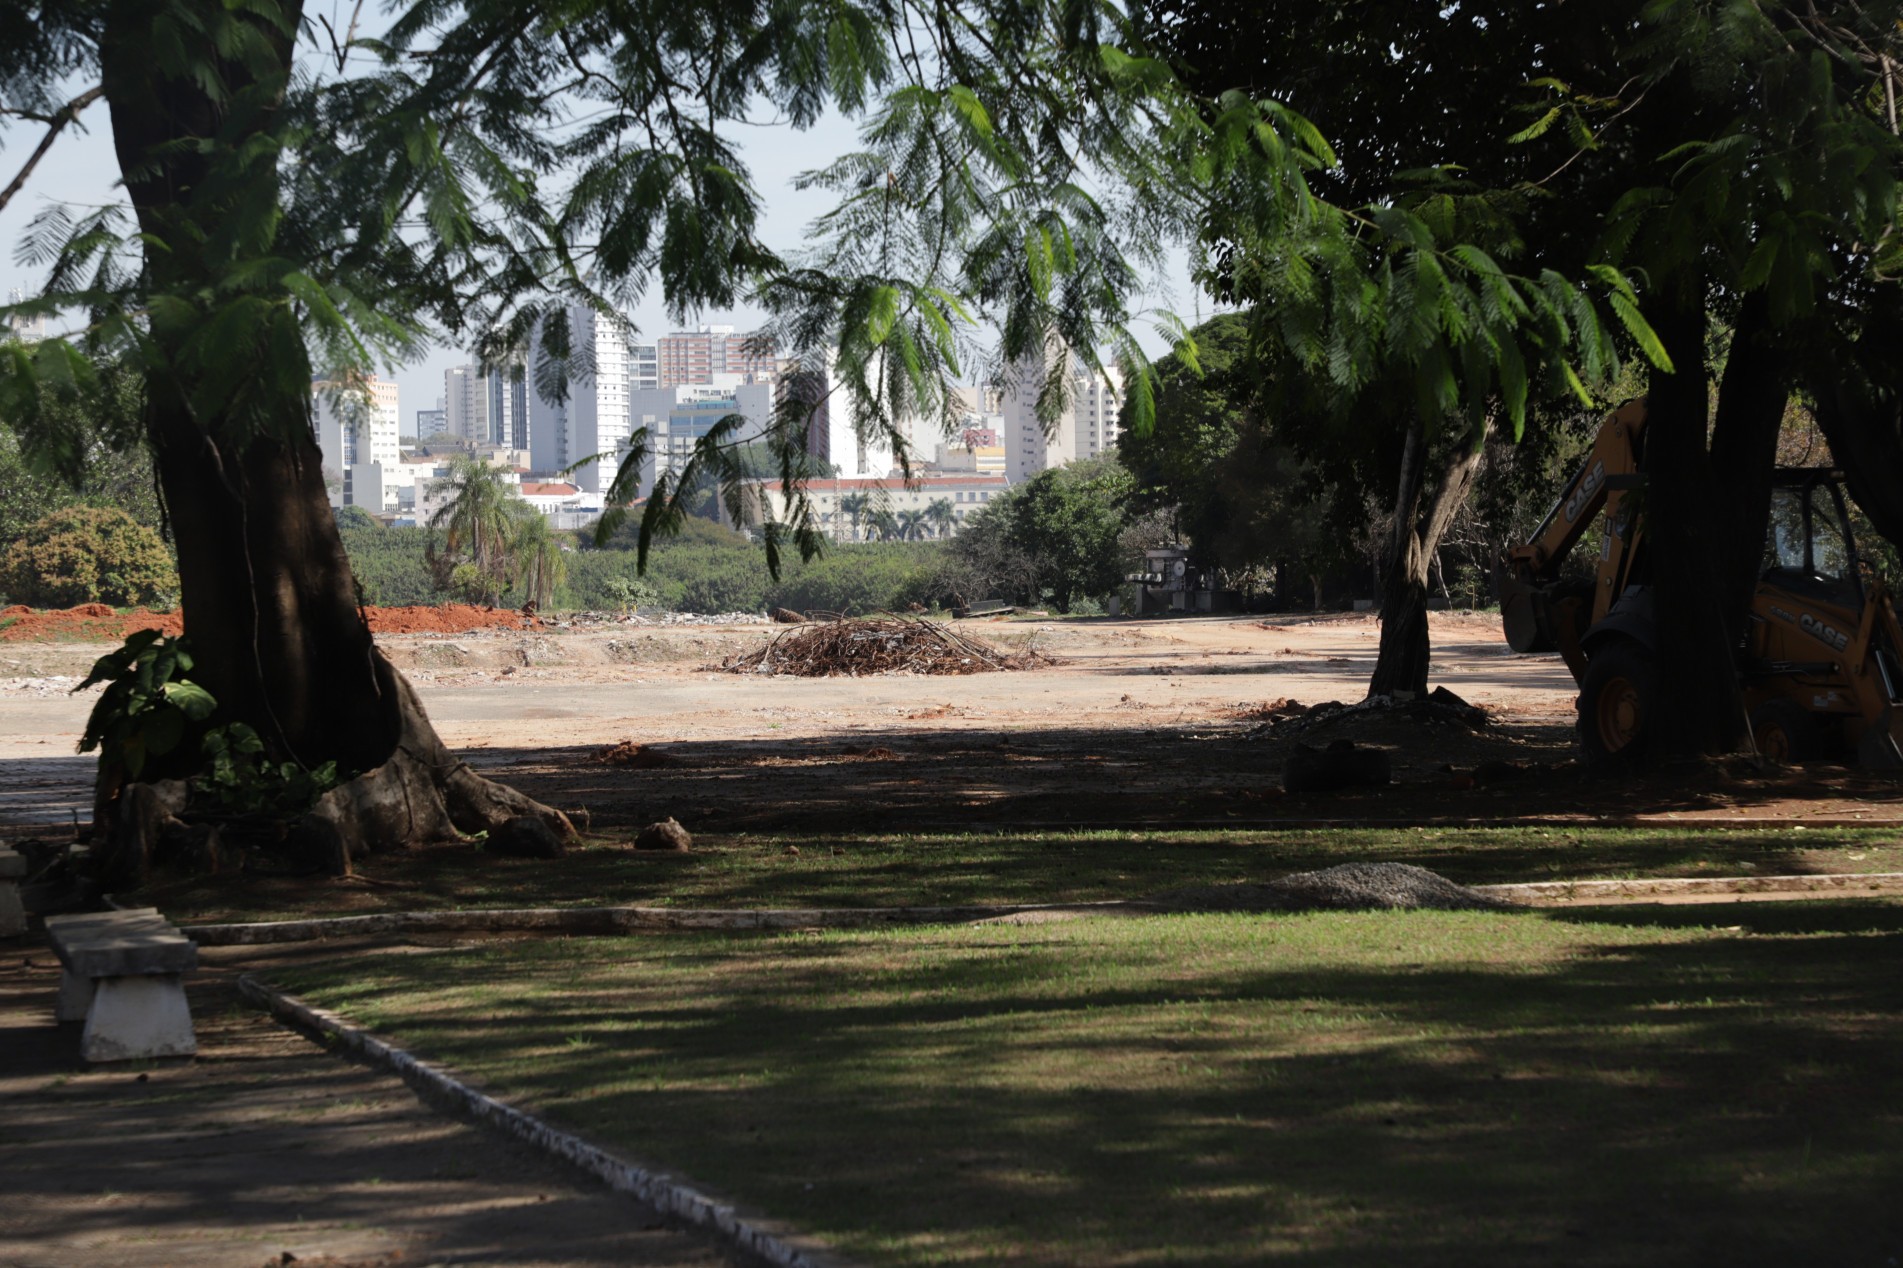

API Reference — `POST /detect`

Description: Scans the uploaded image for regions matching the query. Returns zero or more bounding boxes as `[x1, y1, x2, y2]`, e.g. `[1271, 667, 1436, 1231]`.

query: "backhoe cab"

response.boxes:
[1500, 399, 1903, 768]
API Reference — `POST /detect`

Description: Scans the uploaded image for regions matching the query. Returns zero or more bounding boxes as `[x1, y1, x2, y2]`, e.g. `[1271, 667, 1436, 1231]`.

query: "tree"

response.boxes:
[1146, 0, 1903, 744]
[997, 457, 1133, 613]
[0, 506, 177, 608]
[427, 456, 522, 606]
[1, 0, 1658, 869]
[1118, 312, 1353, 608]
[510, 511, 567, 610]
[0, 366, 161, 544]
[897, 507, 928, 541]
[925, 497, 956, 538]
[839, 493, 872, 542]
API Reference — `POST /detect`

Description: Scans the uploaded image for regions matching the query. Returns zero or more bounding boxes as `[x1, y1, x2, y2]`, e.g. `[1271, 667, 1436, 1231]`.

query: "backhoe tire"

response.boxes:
[1750, 698, 1818, 764]
[1577, 638, 1658, 770]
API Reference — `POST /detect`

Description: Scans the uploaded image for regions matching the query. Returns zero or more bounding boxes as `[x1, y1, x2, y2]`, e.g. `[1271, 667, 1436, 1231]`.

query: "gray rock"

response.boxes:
[634, 818, 692, 852]
[1150, 862, 1514, 914]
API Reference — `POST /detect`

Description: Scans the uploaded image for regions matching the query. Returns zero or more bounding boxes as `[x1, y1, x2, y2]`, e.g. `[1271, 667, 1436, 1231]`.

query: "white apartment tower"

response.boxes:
[527, 303, 633, 494]
[313, 374, 401, 510]
[1000, 352, 1123, 480]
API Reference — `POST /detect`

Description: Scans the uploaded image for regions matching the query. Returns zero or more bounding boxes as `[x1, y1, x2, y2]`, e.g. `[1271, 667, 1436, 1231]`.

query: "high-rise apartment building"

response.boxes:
[526, 303, 632, 494]
[414, 404, 448, 439]
[629, 341, 659, 391]
[657, 325, 779, 387]
[1000, 353, 1123, 481]
[487, 362, 528, 450]
[313, 374, 401, 510]
[444, 365, 490, 444]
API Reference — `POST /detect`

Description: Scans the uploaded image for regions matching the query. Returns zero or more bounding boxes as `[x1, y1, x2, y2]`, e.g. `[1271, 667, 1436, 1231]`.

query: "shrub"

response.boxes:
[0, 506, 177, 608]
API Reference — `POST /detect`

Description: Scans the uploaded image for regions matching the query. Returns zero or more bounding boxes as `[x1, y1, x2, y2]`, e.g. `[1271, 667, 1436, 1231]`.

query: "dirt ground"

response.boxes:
[3, 611, 1900, 833]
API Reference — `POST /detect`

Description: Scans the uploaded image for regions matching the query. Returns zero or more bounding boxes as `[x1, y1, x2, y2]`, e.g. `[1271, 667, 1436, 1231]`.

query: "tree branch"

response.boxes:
[0, 85, 105, 216]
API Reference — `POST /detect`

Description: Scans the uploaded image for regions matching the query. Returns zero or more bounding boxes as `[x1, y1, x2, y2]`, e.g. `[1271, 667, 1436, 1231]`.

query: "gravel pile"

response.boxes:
[1148, 862, 1514, 914]
[0, 675, 88, 696]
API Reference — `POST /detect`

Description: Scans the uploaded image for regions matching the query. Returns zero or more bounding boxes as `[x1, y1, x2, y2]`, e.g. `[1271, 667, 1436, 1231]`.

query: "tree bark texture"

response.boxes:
[1708, 291, 1791, 640]
[1642, 284, 1750, 758]
[94, 2, 570, 861]
[1368, 414, 1488, 699]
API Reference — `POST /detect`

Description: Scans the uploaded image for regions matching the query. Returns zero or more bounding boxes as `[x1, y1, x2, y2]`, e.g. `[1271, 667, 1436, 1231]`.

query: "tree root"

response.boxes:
[293, 673, 574, 875]
[97, 660, 576, 883]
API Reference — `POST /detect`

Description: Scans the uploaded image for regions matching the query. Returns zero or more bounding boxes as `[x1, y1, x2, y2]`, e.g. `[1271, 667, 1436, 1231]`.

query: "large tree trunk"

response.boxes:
[1643, 283, 1750, 758]
[1708, 291, 1791, 641]
[1368, 413, 1489, 699]
[94, 1, 569, 874]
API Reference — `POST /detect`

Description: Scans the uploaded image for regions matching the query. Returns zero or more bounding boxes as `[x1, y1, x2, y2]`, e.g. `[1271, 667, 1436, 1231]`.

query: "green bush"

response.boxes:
[335, 517, 437, 606]
[0, 505, 177, 607]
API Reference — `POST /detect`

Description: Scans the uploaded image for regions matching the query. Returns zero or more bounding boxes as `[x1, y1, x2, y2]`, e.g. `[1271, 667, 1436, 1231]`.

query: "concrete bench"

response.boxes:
[0, 849, 23, 938]
[43, 908, 197, 1062]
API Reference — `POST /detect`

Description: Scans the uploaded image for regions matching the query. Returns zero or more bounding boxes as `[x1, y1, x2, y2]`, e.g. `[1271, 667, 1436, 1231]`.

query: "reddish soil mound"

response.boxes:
[0, 605, 184, 642]
[364, 604, 539, 635]
[0, 602, 535, 642]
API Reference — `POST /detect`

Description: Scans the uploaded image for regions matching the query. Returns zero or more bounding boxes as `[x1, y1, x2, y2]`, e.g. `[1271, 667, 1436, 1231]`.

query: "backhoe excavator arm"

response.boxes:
[1499, 399, 1648, 673]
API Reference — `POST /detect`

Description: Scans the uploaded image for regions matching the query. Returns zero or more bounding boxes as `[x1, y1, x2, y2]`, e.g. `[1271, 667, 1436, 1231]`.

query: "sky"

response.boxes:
[1, 45, 1198, 430]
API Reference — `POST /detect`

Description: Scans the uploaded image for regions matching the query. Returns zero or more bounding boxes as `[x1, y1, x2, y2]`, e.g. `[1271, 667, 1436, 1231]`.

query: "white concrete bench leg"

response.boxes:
[81, 975, 197, 1062]
[56, 970, 94, 1022]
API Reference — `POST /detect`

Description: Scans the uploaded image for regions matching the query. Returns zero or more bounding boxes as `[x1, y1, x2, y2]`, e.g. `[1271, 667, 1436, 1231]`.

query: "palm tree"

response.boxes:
[898, 507, 928, 540]
[925, 497, 955, 538]
[839, 492, 870, 541]
[511, 509, 567, 610]
[428, 455, 520, 604]
[868, 508, 900, 541]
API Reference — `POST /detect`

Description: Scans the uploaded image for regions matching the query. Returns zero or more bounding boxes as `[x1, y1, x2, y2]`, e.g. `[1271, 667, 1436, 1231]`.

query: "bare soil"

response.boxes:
[3, 611, 1899, 833]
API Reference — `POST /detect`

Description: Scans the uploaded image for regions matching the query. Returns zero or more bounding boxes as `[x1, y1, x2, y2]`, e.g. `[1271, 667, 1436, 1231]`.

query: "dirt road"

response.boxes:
[3, 612, 1897, 833]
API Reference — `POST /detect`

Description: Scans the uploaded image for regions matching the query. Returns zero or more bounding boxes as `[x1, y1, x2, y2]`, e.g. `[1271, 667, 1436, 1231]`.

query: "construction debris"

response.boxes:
[1284, 739, 1392, 793]
[1246, 686, 1491, 737]
[598, 741, 672, 768]
[718, 615, 1049, 677]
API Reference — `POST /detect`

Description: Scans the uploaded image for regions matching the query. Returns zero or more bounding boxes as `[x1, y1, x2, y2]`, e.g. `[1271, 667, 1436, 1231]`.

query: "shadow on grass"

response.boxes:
[295, 902, 1903, 1267]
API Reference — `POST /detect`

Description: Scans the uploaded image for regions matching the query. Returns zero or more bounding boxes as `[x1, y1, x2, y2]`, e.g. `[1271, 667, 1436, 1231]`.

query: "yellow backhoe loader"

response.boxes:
[1499, 399, 1903, 767]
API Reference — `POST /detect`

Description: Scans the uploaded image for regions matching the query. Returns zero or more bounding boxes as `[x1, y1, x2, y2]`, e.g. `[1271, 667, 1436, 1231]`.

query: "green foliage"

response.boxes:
[927, 457, 1132, 613]
[0, 505, 177, 608]
[0, 364, 160, 544]
[198, 721, 341, 815]
[75, 632, 216, 783]
[570, 526, 944, 616]
[427, 456, 531, 604]
[602, 573, 660, 614]
[336, 519, 437, 607]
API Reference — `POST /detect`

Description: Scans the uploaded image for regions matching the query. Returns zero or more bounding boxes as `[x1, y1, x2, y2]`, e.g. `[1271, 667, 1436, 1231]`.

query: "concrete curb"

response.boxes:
[1472, 871, 1903, 903]
[182, 872, 1903, 945]
[238, 975, 855, 1268]
[187, 901, 1142, 945]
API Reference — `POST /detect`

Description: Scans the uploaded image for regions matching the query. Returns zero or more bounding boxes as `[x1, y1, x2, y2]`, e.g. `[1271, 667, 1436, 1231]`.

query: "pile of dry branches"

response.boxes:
[719, 615, 1049, 677]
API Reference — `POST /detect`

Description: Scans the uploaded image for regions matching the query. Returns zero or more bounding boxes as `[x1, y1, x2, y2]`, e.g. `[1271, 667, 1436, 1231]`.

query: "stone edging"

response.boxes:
[186, 874, 1903, 945]
[187, 902, 1139, 945]
[1471, 871, 1903, 903]
[238, 974, 854, 1268]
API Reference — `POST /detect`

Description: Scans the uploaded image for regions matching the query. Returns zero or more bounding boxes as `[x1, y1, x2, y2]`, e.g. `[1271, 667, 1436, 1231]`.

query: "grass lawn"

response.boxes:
[278, 900, 1903, 1266]
[136, 825, 1903, 924]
